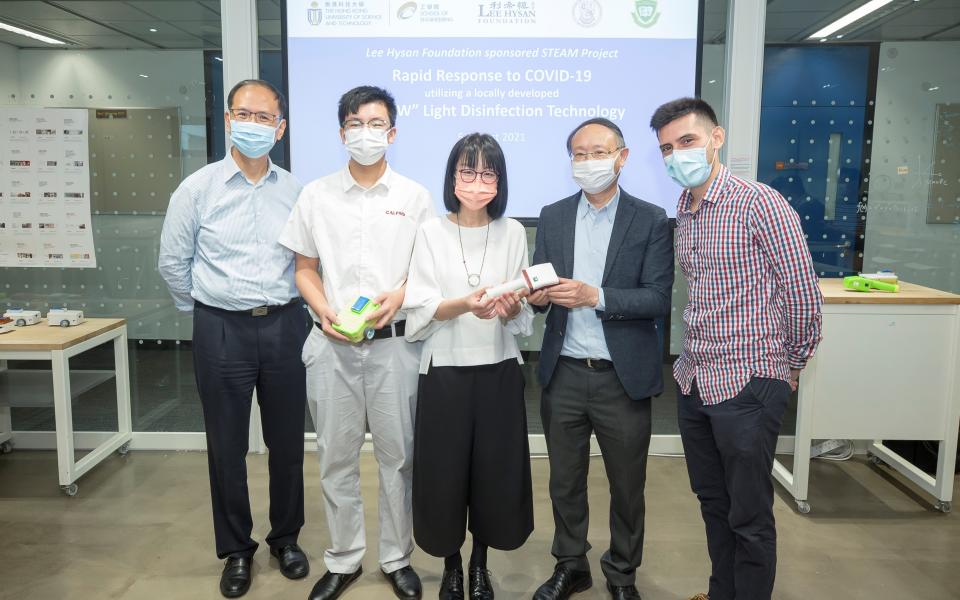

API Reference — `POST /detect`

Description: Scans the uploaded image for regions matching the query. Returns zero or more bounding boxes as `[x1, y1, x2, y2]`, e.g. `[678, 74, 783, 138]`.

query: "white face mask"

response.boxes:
[572, 151, 621, 194]
[344, 127, 389, 166]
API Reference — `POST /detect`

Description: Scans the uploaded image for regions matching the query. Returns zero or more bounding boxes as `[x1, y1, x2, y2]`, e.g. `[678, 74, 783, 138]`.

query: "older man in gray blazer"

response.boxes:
[529, 118, 674, 600]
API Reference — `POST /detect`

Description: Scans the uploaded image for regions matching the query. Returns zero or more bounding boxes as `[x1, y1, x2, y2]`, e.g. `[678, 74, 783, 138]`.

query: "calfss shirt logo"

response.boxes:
[307, 1, 322, 25]
[572, 0, 601, 27]
[632, 0, 659, 28]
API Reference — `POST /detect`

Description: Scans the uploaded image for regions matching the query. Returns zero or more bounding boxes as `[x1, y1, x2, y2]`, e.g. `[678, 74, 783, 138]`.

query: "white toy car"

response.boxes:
[47, 308, 85, 327]
[4, 308, 42, 326]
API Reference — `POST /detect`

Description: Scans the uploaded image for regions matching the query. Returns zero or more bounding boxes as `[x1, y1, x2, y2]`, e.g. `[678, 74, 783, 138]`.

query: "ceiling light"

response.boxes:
[138, 74, 149, 78]
[0, 20, 66, 45]
[214, 56, 223, 62]
[149, 27, 158, 32]
[807, 0, 895, 40]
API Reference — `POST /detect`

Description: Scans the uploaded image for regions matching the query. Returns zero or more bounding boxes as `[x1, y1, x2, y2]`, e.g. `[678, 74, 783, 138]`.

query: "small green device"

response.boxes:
[843, 275, 899, 293]
[332, 296, 380, 342]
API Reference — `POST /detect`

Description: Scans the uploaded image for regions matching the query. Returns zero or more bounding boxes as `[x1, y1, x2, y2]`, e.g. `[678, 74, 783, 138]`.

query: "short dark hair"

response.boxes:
[227, 79, 287, 118]
[649, 97, 718, 133]
[443, 133, 508, 219]
[566, 118, 626, 154]
[338, 85, 398, 127]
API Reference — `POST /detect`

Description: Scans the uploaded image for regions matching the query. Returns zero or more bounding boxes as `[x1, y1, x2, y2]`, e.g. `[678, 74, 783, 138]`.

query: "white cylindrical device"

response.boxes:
[483, 263, 560, 300]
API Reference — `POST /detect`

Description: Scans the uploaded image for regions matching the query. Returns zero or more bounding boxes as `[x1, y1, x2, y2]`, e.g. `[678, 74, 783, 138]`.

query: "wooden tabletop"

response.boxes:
[820, 279, 960, 305]
[0, 318, 126, 351]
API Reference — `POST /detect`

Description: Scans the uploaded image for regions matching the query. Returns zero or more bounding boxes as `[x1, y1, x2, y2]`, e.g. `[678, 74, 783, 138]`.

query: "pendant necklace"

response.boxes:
[456, 213, 489, 287]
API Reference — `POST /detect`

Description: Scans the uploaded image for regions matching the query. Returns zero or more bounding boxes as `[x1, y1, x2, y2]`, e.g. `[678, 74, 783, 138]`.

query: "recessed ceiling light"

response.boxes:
[138, 74, 149, 78]
[149, 27, 158, 32]
[0, 20, 65, 45]
[808, 0, 895, 40]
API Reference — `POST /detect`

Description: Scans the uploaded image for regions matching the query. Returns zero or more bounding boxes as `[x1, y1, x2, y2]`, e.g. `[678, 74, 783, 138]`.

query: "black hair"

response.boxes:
[566, 117, 625, 154]
[649, 97, 719, 132]
[337, 85, 398, 126]
[443, 133, 508, 219]
[227, 79, 287, 118]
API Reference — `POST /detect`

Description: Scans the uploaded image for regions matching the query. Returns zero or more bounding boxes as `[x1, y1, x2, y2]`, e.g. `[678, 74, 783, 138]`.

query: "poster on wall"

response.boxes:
[0, 108, 96, 268]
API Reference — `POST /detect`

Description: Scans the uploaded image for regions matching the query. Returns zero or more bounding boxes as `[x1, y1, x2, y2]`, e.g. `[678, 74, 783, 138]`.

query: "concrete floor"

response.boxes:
[0, 450, 958, 600]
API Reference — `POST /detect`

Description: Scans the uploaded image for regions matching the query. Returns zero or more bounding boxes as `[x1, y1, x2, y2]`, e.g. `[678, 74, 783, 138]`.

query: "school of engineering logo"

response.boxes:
[397, 2, 418, 19]
[307, 1, 322, 25]
[632, 0, 659, 27]
[572, 0, 601, 28]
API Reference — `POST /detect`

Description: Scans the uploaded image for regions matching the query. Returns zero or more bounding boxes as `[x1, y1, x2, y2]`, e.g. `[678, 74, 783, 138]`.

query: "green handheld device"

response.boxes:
[843, 275, 899, 293]
[332, 296, 381, 342]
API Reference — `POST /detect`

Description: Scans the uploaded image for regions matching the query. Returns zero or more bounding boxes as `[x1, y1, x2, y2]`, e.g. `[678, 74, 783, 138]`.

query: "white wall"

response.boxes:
[863, 41, 960, 294]
[0, 42, 20, 100]
[9, 49, 208, 177]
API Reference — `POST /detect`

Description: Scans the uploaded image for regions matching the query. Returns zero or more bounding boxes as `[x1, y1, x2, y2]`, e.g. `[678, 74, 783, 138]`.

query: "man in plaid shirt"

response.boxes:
[650, 97, 822, 600]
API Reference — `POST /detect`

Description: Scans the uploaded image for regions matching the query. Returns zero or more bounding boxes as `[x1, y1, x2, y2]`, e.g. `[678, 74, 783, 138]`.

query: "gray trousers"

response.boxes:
[541, 357, 652, 587]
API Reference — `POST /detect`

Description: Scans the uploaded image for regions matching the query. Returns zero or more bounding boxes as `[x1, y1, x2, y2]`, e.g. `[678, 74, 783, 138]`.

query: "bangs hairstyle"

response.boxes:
[337, 85, 398, 126]
[443, 133, 508, 219]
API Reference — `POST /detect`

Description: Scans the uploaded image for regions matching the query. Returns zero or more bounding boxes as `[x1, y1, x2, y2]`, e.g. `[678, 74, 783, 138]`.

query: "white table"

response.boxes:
[0, 318, 132, 496]
[774, 280, 960, 514]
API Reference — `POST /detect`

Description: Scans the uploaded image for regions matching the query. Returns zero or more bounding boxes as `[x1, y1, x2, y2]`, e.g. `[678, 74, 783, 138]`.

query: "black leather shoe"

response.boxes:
[606, 582, 642, 599]
[219, 557, 252, 598]
[270, 543, 309, 580]
[382, 565, 422, 599]
[468, 566, 494, 599]
[439, 567, 465, 600]
[308, 568, 362, 600]
[532, 565, 592, 600]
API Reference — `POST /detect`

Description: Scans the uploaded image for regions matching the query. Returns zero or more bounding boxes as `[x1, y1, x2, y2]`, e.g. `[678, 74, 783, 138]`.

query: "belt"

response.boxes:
[196, 298, 301, 317]
[313, 319, 406, 341]
[560, 355, 614, 370]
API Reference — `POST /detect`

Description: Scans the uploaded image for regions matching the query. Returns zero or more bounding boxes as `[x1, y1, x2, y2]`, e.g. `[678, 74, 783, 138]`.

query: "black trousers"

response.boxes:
[412, 359, 533, 558]
[192, 300, 310, 559]
[541, 357, 652, 587]
[677, 377, 790, 600]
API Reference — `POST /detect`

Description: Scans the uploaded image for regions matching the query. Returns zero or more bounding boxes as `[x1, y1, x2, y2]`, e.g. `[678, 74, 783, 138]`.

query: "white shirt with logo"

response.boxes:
[279, 165, 434, 321]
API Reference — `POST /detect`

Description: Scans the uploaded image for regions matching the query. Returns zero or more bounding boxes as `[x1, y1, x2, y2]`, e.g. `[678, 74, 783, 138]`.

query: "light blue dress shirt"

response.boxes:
[158, 151, 302, 312]
[559, 190, 619, 360]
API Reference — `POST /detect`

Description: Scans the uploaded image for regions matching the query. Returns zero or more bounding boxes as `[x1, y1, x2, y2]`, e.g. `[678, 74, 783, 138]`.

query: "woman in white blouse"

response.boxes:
[403, 133, 534, 600]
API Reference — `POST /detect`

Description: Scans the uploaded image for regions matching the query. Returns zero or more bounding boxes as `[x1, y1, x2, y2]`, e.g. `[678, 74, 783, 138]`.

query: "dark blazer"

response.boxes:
[532, 188, 674, 400]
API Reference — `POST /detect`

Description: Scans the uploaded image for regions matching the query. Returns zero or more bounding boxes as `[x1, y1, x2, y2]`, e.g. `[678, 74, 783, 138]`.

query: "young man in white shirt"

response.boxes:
[279, 86, 434, 600]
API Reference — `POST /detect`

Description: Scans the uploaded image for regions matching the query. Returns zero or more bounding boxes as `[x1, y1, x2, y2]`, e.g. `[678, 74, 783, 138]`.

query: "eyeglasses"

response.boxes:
[342, 118, 391, 131]
[457, 168, 498, 184]
[570, 147, 624, 162]
[229, 109, 280, 125]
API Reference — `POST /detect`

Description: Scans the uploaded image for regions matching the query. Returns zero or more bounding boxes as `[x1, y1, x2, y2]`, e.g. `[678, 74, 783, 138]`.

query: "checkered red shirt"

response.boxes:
[674, 165, 823, 405]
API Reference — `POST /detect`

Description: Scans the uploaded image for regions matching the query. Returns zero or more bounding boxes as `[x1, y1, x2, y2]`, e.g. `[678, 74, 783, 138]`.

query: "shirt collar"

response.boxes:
[222, 148, 278, 184]
[577, 187, 620, 223]
[341, 163, 393, 193]
[677, 163, 730, 214]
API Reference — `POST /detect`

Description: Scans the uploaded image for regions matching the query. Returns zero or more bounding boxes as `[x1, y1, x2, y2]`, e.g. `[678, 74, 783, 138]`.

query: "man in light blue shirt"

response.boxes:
[528, 118, 674, 600]
[559, 189, 620, 361]
[159, 79, 311, 599]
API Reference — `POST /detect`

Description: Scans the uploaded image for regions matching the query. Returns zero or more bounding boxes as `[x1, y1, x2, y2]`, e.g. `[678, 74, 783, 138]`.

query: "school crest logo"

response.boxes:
[632, 0, 659, 28]
[307, 1, 322, 25]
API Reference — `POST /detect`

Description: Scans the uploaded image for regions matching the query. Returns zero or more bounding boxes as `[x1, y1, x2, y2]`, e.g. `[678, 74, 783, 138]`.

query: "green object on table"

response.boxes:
[332, 296, 380, 342]
[843, 275, 900, 293]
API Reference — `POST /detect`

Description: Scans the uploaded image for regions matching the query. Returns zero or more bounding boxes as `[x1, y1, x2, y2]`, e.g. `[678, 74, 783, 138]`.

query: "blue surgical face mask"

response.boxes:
[664, 141, 717, 189]
[230, 120, 277, 159]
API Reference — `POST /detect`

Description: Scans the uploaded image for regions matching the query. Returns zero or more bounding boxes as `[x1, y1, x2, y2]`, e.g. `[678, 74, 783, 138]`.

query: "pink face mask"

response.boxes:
[454, 179, 497, 210]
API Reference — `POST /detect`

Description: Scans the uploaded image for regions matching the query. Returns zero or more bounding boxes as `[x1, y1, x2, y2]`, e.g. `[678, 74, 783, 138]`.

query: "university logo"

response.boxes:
[397, 2, 418, 19]
[307, 1, 322, 25]
[572, 0, 601, 28]
[632, 0, 659, 28]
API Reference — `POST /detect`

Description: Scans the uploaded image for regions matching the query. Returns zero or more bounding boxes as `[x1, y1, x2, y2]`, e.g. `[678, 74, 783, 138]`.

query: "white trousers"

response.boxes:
[302, 328, 421, 574]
